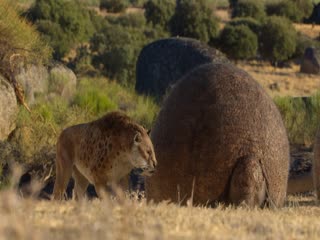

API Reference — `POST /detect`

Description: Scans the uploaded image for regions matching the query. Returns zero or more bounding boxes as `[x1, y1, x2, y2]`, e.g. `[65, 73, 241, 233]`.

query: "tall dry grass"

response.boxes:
[0, 186, 319, 240]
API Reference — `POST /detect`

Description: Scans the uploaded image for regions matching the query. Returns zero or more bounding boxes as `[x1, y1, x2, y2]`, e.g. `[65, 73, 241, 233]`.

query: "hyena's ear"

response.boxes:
[134, 132, 142, 144]
[147, 129, 151, 136]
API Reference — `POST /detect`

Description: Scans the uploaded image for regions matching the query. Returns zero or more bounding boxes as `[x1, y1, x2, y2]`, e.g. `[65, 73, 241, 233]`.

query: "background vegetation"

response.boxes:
[0, 0, 51, 81]
[1, 1, 320, 239]
[275, 94, 320, 145]
[0, 0, 316, 169]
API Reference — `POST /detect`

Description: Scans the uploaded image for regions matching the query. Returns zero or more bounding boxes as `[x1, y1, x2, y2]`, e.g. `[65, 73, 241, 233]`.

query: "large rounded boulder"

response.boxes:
[135, 37, 228, 101]
[0, 75, 18, 141]
[147, 63, 290, 207]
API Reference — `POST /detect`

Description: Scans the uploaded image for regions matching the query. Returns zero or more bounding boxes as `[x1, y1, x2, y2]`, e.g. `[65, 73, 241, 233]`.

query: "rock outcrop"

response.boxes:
[0, 75, 18, 141]
[135, 37, 228, 101]
[15, 63, 77, 105]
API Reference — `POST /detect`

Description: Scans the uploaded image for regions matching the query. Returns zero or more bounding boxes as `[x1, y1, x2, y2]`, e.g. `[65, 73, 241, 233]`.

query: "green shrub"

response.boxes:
[259, 16, 297, 63]
[169, 0, 219, 43]
[36, 20, 71, 60]
[265, 0, 312, 23]
[232, 0, 266, 21]
[68, 46, 97, 77]
[228, 17, 261, 35]
[91, 24, 143, 86]
[90, 15, 168, 86]
[0, 0, 51, 82]
[100, 0, 129, 13]
[292, 0, 313, 20]
[74, 83, 118, 115]
[28, 0, 96, 60]
[219, 25, 258, 60]
[274, 94, 320, 145]
[106, 12, 146, 28]
[74, 78, 159, 128]
[144, 0, 175, 30]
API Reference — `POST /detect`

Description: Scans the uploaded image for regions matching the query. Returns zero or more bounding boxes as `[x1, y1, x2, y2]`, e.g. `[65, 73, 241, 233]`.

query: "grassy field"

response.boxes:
[0, 190, 319, 240]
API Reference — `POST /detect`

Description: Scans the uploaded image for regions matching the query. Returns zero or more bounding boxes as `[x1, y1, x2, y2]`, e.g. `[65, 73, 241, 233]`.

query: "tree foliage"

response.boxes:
[100, 0, 129, 13]
[144, 0, 175, 30]
[232, 0, 266, 21]
[90, 14, 168, 86]
[169, 0, 219, 43]
[266, 0, 313, 23]
[228, 17, 261, 35]
[219, 25, 258, 60]
[28, 0, 96, 59]
[259, 16, 297, 63]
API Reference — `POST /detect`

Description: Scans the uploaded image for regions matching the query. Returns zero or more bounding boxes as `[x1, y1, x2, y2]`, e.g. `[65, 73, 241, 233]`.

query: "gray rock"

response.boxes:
[15, 64, 49, 105]
[48, 63, 77, 101]
[0, 76, 18, 141]
[300, 47, 320, 74]
[135, 37, 228, 101]
[15, 63, 77, 104]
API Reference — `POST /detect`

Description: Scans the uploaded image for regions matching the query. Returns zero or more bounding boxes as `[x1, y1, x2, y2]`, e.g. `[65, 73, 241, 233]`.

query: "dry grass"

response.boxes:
[0, 190, 320, 240]
[215, 8, 231, 23]
[237, 61, 320, 98]
[294, 23, 320, 40]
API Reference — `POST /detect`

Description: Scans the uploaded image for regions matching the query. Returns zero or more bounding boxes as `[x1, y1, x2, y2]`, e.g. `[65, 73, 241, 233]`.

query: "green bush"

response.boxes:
[228, 17, 261, 35]
[74, 80, 118, 114]
[106, 12, 146, 28]
[90, 15, 168, 86]
[232, 0, 266, 21]
[36, 20, 72, 60]
[144, 0, 175, 30]
[68, 46, 98, 77]
[0, 0, 51, 81]
[169, 0, 219, 43]
[219, 25, 258, 60]
[274, 94, 320, 145]
[28, 0, 96, 60]
[265, 0, 312, 23]
[74, 78, 159, 128]
[100, 0, 129, 13]
[259, 16, 297, 63]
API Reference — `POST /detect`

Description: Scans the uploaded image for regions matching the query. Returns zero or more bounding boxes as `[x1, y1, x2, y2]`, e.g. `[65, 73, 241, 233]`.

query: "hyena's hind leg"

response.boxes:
[52, 141, 73, 200]
[228, 156, 266, 207]
[72, 166, 89, 200]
